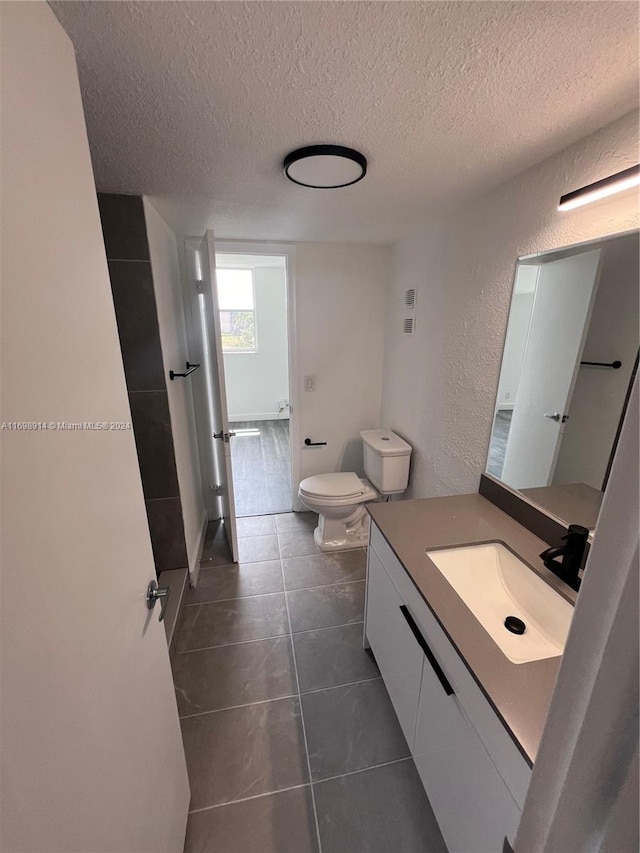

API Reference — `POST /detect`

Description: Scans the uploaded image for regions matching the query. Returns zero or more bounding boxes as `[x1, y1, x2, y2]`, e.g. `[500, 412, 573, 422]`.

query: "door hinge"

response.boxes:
[212, 484, 224, 496]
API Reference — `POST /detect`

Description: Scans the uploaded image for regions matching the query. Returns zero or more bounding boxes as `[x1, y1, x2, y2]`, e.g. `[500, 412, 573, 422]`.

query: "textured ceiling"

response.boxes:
[51, 1, 639, 242]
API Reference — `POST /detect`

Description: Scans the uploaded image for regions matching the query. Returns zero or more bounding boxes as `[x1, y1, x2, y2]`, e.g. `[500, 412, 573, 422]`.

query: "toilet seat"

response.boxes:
[299, 473, 377, 506]
[298, 473, 377, 552]
[299, 472, 365, 500]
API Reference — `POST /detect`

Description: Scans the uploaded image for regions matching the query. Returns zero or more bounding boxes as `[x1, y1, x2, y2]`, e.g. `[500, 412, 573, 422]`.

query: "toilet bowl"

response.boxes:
[298, 430, 412, 552]
[298, 472, 378, 551]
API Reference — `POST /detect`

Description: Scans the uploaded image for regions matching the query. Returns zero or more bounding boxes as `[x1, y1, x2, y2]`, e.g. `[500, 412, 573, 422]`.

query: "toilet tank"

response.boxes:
[360, 430, 412, 495]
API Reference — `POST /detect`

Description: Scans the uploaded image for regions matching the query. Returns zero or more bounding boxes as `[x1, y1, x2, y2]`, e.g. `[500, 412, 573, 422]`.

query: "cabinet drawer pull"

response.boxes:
[399, 605, 454, 696]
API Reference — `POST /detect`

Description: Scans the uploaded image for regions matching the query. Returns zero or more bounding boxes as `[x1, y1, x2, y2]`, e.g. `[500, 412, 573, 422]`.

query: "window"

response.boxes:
[216, 268, 257, 353]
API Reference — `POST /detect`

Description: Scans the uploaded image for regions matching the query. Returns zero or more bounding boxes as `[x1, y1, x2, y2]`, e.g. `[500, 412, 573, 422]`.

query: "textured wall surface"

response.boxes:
[381, 112, 640, 499]
[51, 1, 639, 242]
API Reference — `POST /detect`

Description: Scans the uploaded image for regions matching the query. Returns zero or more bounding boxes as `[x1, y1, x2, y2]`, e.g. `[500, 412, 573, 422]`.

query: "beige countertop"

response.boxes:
[368, 493, 576, 766]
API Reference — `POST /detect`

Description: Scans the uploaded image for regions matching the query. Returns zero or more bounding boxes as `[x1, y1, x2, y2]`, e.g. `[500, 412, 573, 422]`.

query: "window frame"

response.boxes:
[216, 266, 258, 354]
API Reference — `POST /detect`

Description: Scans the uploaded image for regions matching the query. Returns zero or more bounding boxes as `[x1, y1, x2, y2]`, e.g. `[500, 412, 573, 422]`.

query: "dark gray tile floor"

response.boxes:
[487, 409, 513, 478]
[199, 519, 233, 567]
[231, 419, 292, 516]
[175, 511, 447, 853]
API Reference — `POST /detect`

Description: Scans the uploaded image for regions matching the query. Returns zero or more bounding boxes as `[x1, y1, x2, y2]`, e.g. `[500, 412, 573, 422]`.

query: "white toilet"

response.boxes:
[298, 430, 412, 551]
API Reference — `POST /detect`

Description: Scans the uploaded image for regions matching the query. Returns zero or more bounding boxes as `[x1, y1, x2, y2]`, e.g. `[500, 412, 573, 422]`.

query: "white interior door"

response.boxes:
[0, 5, 190, 850]
[501, 249, 602, 489]
[198, 231, 239, 562]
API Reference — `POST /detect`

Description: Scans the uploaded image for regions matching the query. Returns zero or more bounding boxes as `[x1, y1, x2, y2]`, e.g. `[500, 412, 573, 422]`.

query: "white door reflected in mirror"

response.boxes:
[487, 231, 639, 531]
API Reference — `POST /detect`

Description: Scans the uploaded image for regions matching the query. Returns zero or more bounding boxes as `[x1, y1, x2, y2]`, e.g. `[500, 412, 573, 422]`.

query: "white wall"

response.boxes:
[381, 111, 640, 499]
[295, 242, 390, 486]
[0, 5, 189, 849]
[222, 265, 289, 421]
[495, 268, 537, 409]
[144, 199, 207, 574]
[553, 233, 639, 489]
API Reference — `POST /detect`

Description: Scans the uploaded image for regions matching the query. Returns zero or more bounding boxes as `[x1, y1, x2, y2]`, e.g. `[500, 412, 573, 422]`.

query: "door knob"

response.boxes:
[146, 579, 170, 622]
[544, 412, 561, 422]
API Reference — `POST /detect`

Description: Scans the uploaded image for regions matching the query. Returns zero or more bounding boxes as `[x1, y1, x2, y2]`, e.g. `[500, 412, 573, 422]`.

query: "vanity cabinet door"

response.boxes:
[365, 548, 424, 748]
[414, 650, 521, 853]
[370, 523, 531, 808]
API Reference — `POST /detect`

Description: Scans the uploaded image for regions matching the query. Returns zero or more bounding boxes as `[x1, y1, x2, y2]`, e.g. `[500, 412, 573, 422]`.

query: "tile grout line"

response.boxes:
[184, 575, 366, 608]
[186, 756, 415, 815]
[175, 618, 367, 654]
[187, 782, 310, 815]
[280, 560, 324, 853]
[178, 675, 383, 720]
[184, 589, 286, 608]
[179, 693, 298, 720]
[300, 675, 381, 698]
[312, 756, 413, 787]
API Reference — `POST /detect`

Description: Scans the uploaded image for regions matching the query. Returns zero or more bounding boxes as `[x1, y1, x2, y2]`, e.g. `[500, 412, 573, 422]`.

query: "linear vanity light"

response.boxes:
[558, 164, 640, 211]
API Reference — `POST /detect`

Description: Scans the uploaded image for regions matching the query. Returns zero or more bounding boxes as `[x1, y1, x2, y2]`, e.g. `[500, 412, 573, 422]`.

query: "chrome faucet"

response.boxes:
[540, 524, 589, 592]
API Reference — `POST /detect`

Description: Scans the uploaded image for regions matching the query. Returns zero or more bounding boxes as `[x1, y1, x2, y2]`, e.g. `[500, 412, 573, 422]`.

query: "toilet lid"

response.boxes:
[299, 472, 365, 499]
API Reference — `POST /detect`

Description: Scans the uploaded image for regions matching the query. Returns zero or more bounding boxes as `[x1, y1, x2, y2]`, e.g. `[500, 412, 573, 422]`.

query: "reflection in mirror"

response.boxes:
[487, 231, 639, 531]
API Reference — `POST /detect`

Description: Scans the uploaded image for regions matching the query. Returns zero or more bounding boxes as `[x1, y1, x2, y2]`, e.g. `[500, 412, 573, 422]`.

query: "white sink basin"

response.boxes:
[425, 542, 573, 664]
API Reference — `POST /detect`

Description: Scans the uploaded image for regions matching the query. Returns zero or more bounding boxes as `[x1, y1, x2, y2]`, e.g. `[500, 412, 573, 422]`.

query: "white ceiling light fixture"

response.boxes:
[283, 144, 367, 189]
[558, 164, 640, 211]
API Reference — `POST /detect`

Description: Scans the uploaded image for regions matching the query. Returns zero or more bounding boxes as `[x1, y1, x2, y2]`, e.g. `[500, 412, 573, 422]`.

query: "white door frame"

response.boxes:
[201, 231, 239, 562]
[181, 237, 222, 524]
[214, 240, 301, 513]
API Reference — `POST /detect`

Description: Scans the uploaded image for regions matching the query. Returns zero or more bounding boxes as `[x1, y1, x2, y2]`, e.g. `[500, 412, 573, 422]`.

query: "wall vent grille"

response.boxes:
[402, 318, 415, 335]
[404, 288, 417, 309]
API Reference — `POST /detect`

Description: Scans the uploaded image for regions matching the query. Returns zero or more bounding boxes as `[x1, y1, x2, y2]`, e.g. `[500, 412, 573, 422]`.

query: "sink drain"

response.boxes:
[504, 616, 526, 635]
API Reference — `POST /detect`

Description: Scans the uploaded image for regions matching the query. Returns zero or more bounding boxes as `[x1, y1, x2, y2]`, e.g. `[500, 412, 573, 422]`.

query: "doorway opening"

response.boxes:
[215, 251, 292, 516]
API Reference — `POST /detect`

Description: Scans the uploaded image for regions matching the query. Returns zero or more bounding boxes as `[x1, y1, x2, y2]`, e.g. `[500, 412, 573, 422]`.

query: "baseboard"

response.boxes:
[229, 412, 288, 422]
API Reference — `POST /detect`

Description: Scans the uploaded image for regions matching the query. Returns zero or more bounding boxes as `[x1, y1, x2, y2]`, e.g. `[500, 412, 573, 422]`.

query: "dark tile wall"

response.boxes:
[98, 193, 188, 575]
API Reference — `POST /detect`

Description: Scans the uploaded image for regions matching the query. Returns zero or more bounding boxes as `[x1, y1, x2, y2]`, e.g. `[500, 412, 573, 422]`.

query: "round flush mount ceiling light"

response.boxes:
[283, 144, 367, 188]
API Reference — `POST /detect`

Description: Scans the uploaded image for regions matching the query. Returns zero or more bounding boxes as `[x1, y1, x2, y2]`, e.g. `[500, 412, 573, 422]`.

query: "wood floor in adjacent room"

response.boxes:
[230, 419, 292, 516]
[487, 409, 513, 479]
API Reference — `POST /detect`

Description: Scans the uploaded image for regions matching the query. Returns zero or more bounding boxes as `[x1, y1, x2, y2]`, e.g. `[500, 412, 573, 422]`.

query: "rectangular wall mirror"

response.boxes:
[486, 230, 639, 531]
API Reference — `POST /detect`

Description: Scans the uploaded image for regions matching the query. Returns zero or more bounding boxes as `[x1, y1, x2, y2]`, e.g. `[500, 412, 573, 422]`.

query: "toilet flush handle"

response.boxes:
[305, 438, 327, 446]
